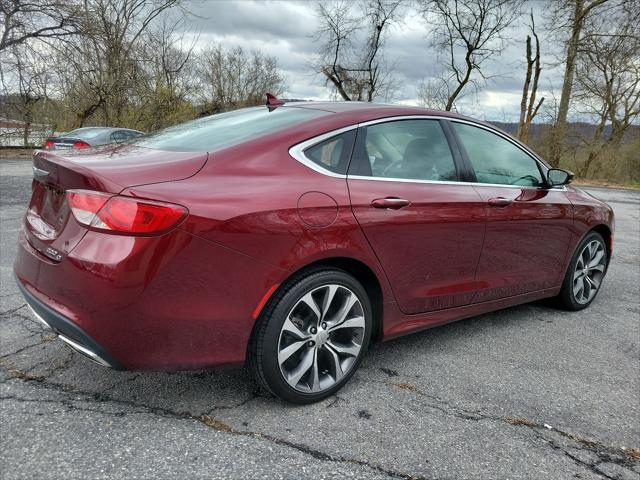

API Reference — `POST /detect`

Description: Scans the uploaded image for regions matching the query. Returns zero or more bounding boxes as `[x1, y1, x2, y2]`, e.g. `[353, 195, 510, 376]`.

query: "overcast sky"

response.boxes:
[184, 0, 564, 122]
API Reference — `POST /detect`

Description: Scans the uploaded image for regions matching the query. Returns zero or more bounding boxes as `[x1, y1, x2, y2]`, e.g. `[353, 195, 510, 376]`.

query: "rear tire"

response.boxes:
[249, 268, 372, 404]
[556, 231, 608, 311]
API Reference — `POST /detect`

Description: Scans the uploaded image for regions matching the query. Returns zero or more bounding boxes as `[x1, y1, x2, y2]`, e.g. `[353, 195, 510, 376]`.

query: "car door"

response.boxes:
[347, 118, 486, 314]
[449, 121, 574, 303]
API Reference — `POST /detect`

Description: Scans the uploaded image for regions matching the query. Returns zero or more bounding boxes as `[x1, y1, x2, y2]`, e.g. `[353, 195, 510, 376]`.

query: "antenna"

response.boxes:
[266, 93, 285, 110]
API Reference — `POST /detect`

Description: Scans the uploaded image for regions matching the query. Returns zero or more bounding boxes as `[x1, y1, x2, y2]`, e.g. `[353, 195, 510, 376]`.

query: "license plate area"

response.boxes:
[30, 181, 68, 232]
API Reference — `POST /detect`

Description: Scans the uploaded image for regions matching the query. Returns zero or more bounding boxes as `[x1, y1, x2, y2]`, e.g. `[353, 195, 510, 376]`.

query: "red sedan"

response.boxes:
[14, 100, 614, 403]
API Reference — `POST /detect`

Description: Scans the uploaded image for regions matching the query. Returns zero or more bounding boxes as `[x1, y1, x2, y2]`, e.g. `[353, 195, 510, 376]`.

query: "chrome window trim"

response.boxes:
[347, 175, 565, 191]
[288, 125, 357, 179]
[348, 175, 469, 186]
[288, 114, 552, 187]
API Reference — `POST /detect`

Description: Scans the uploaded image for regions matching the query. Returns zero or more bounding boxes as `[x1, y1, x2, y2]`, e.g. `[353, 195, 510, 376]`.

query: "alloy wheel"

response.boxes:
[277, 284, 366, 393]
[573, 240, 606, 304]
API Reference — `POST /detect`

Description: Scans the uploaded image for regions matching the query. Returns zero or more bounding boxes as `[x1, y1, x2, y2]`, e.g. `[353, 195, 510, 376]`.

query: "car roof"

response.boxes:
[288, 100, 525, 138]
[279, 101, 488, 129]
[70, 127, 142, 133]
[280, 101, 460, 118]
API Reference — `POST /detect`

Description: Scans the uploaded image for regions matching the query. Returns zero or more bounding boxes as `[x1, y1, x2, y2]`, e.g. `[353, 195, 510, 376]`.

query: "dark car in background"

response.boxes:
[43, 127, 144, 150]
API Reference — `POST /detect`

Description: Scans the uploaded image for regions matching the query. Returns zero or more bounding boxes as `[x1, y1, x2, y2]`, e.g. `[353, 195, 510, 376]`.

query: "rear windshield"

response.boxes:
[132, 107, 329, 152]
[64, 128, 106, 140]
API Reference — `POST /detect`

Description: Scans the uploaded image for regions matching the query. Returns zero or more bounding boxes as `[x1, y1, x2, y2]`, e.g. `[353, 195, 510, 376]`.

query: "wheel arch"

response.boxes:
[590, 224, 613, 259]
[249, 256, 386, 351]
[308, 257, 385, 343]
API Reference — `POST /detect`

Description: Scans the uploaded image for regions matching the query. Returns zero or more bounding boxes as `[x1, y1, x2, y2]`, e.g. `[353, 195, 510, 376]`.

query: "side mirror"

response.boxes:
[547, 168, 573, 187]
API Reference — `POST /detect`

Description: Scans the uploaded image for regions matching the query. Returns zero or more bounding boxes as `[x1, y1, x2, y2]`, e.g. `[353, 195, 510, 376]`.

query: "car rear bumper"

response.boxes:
[13, 222, 286, 371]
[15, 276, 124, 369]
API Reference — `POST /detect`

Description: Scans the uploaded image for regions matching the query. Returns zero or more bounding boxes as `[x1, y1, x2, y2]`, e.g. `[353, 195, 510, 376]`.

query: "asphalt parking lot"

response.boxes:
[1, 158, 638, 480]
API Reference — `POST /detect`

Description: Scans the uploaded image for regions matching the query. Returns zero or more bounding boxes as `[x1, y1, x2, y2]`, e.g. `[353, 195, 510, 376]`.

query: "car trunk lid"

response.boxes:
[25, 146, 207, 260]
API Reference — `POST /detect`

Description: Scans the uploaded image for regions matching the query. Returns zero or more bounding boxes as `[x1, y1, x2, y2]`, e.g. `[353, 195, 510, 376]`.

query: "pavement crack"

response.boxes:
[517, 421, 640, 476]
[0, 303, 26, 317]
[198, 414, 428, 479]
[203, 388, 264, 416]
[0, 334, 57, 360]
[325, 394, 347, 409]
[0, 394, 145, 417]
[526, 427, 619, 480]
[362, 377, 639, 478]
[1, 365, 430, 480]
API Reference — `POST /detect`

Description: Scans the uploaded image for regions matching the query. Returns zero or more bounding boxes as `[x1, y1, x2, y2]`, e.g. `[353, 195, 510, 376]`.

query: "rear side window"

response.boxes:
[303, 130, 356, 175]
[452, 122, 544, 187]
[111, 131, 130, 143]
[351, 119, 458, 181]
[133, 107, 329, 152]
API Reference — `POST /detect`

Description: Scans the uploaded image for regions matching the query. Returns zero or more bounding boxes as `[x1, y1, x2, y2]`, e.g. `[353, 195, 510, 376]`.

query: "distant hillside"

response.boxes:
[1, 91, 638, 145]
[488, 121, 639, 145]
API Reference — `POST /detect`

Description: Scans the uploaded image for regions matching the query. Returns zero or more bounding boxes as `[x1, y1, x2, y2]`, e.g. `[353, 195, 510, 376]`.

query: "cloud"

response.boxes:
[189, 1, 315, 46]
[184, 0, 568, 122]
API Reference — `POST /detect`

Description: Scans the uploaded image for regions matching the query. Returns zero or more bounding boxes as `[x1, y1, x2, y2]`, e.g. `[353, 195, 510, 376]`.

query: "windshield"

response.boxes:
[63, 128, 106, 140]
[132, 107, 329, 152]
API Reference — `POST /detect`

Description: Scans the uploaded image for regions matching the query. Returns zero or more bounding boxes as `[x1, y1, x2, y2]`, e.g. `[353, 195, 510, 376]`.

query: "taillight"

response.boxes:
[67, 190, 188, 235]
[44, 140, 55, 149]
[73, 141, 90, 149]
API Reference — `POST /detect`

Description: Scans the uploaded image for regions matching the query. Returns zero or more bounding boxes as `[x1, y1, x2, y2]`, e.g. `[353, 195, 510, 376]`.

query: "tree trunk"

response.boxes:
[550, 0, 610, 166]
[22, 99, 35, 147]
[549, 0, 585, 167]
[445, 51, 473, 111]
[518, 35, 533, 142]
[322, 68, 351, 101]
[524, 36, 543, 145]
[73, 100, 103, 128]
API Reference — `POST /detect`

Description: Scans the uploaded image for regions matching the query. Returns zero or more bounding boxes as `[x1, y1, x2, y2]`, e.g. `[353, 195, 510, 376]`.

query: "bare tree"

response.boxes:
[546, 0, 616, 167]
[517, 11, 544, 144]
[53, 0, 183, 127]
[0, 43, 53, 145]
[0, 0, 81, 51]
[195, 45, 286, 115]
[416, 78, 449, 109]
[314, 0, 401, 101]
[314, 1, 358, 101]
[134, 17, 197, 130]
[418, 0, 523, 111]
[572, 2, 640, 177]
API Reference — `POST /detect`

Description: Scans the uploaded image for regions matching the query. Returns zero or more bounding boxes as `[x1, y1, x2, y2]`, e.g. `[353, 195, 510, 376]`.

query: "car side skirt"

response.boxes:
[382, 286, 561, 340]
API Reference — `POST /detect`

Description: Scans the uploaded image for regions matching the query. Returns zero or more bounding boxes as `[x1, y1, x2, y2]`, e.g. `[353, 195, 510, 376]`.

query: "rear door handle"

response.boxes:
[371, 197, 411, 209]
[487, 197, 513, 207]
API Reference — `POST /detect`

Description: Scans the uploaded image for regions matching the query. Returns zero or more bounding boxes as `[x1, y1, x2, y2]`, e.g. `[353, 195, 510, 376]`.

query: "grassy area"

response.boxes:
[0, 147, 35, 158]
[573, 179, 640, 190]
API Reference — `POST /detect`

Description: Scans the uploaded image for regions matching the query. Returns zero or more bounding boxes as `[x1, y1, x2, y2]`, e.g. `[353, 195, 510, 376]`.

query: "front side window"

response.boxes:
[352, 119, 457, 181]
[452, 122, 544, 187]
[304, 131, 356, 175]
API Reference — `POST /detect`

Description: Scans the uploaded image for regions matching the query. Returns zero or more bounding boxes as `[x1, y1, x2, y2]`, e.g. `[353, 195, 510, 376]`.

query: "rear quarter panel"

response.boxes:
[123, 130, 396, 329]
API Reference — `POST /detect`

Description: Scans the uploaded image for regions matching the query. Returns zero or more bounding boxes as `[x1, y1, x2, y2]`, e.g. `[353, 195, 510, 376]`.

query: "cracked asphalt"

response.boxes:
[1, 158, 639, 480]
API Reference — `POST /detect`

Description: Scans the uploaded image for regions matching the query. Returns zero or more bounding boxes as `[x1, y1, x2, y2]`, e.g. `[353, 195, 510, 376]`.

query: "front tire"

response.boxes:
[556, 231, 608, 311]
[249, 268, 372, 404]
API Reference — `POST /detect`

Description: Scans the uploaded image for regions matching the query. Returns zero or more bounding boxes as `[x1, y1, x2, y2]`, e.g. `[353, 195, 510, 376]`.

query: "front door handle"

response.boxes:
[487, 197, 513, 207]
[371, 197, 411, 209]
